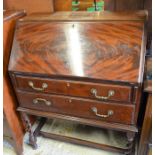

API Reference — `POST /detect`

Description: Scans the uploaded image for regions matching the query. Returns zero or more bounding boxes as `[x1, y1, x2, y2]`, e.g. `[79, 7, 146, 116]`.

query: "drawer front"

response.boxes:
[16, 75, 68, 95]
[17, 91, 135, 124]
[15, 75, 132, 103]
[68, 82, 132, 103]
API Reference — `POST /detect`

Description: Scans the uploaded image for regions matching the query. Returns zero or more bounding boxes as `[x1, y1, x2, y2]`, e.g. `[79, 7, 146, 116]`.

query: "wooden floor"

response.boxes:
[4, 119, 138, 155]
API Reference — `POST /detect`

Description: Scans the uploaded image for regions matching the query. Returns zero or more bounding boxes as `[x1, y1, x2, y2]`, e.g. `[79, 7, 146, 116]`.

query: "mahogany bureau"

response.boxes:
[8, 11, 147, 154]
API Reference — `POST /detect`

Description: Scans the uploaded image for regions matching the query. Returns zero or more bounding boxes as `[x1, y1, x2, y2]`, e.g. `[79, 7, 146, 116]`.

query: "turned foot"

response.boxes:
[21, 112, 38, 149]
[125, 132, 135, 155]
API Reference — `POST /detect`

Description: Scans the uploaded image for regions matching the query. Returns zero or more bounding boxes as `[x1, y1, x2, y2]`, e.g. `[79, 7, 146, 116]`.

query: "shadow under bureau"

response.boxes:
[8, 11, 147, 154]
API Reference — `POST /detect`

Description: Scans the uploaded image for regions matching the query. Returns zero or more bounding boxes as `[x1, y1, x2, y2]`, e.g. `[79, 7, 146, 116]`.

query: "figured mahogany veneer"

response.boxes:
[8, 11, 147, 154]
[9, 13, 146, 84]
[16, 91, 134, 125]
[15, 75, 133, 103]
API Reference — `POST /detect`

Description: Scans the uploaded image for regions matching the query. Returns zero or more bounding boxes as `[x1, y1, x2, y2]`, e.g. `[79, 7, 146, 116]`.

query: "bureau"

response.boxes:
[8, 11, 147, 154]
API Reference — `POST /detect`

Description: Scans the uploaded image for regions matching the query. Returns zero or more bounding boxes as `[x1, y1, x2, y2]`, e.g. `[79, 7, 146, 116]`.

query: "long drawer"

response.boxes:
[15, 75, 133, 103]
[16, 91, 135, 125]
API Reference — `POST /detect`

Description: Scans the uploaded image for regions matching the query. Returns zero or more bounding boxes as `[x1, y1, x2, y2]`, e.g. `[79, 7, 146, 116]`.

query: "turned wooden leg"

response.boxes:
[21, 112, 37, 149]
[125, 132, 136, 155]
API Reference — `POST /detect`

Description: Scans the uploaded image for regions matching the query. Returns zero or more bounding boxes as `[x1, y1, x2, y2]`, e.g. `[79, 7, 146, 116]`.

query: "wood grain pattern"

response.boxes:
[18, 107, 138, 133]
[9, 13, 146, 84]
[8, 12, 146, 154]
[15, 75, 133, 103]
[3, 10, 26, 155]
[16, 91, 135, 125]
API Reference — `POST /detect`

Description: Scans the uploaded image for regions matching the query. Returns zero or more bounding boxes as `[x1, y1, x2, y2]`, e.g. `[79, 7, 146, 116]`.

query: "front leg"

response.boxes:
[125, 132, 136, 155]
[21, 112, 37, 149]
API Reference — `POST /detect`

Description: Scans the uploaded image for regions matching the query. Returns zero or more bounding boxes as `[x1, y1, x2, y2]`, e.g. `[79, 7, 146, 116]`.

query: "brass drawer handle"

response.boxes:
[28, 81, 48, 91]
[33, 98, 52, 106]
[91, 88, 115, 100]
[91, 107, 114, 118]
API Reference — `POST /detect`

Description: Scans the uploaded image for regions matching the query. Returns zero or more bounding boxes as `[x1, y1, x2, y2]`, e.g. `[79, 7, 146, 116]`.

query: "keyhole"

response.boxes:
[69, 99, 72, 103]
[67, 83, 70, 87]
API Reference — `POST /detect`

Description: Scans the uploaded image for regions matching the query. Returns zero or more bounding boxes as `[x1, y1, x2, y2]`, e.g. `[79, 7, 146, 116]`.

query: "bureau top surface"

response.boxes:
[9, 11, 146, 84]
[19, 10, 147, 21]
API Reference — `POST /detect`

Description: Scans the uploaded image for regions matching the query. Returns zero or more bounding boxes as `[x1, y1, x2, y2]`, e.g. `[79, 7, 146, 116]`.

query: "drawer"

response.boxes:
[16, 75, 68, 95]
[17, 91, 135, 125]
[15, 75, 133, 103]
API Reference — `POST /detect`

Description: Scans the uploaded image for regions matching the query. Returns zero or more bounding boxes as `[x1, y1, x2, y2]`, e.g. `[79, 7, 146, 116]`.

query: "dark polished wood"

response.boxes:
[18, 107, 138, 133]
[20, 112, 37, 149]
[9, 11, 146, 154]
[9, 20, 145, 83]
[3, 10, 26, 155]
[16, 91, 135, 124]
[104, 0, 151, 51]
[34, 117, 47, 138]
[40, 131, 127, 154]
[126, 132, 136, 155]
[15, 75, 133, 103]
